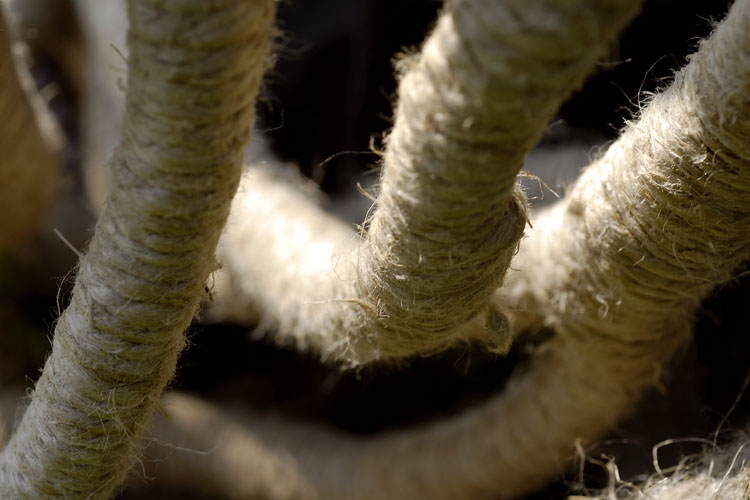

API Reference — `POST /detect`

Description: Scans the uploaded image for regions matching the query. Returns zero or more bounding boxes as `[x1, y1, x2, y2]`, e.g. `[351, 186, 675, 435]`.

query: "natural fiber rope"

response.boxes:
[214, 0, 644, 365]
[0, 1, 274, 498]
[142, 2, 750, 498]
[0, 4, 60, 251]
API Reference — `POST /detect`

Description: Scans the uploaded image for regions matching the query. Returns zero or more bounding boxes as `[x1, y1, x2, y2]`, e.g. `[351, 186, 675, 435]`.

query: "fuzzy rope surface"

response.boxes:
[143, 2, 750, 498]
[0, 1, 274, 498]
[0, 4, 60, 251]
[576, 434, 750, 500]
[214, 0, 643, 365]
[624, 441, 750, 500]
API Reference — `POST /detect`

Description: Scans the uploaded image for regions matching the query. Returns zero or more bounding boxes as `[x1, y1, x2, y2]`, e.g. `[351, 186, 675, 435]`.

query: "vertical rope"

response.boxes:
[0, 1, 275, 498]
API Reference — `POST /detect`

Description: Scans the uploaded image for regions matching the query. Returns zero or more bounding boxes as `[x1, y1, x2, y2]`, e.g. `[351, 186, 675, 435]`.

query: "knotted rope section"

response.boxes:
[0, 1, 275, 498]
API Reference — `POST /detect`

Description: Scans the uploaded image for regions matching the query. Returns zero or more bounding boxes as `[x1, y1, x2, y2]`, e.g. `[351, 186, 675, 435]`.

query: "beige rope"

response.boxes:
[0, 4, 61, 251]
[142, 1, 750, 498]
[213, 0, 644, 366]
[0, 1, 274, 498]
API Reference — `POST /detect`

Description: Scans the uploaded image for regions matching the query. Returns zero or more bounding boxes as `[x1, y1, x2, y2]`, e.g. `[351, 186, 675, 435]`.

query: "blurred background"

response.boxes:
[1, 0, 748, 498]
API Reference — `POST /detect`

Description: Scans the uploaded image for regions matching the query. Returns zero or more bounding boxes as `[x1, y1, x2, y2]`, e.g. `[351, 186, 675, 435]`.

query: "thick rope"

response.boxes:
[0, 1, 274, 498]
[214, 0, 644, 365]
[142, 1, 750, 498]
[0, 4, 60, 251]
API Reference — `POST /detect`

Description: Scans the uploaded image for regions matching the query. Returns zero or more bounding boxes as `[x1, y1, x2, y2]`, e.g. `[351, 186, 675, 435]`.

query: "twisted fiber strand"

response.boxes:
[0, 1, 275, 498]
[145, 2, 750, 499]
[0, 5, 60, 251]
[618, 436, 750, 500]
[573, 433, 750, 499]
[215, 0, 643, 365]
